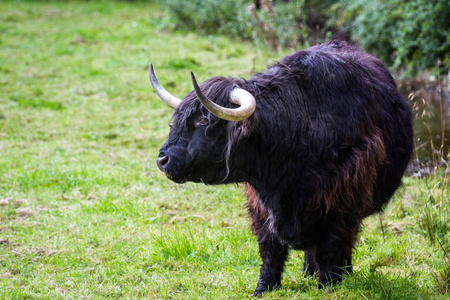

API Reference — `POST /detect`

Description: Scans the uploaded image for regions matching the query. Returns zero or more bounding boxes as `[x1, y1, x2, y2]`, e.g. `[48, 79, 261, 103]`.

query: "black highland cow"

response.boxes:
[150, 41, 413, 296]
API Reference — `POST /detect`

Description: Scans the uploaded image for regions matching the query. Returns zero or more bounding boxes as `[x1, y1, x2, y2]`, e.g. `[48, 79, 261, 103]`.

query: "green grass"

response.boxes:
[0, 1, 449, 299]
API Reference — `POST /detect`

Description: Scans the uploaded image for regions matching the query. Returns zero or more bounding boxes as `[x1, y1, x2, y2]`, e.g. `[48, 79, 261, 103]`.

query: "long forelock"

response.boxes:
[199, 77, 243, 181]
[169, 76, 248, 182]
[172, 76, 243, 124]
[191, 76, 253, 181]
[200, 76, 243, 106]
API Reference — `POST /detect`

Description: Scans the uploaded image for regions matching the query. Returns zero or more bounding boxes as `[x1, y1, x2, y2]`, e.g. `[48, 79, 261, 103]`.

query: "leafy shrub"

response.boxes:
[164, 0, 450, 77]
[164, 0, 307, 49]
[341, 0, 450, 77]
[165, 0, 252, 39]
[253, 0, 307, 49]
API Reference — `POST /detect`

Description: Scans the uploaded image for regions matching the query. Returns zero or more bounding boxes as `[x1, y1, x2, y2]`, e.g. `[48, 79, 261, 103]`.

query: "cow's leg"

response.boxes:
[302, 249, 319, 277]
[253, 236, 289, 296]
[245, 184, 289, 296]
[315, 239, 352, 288]
[314, 222, 357, 288]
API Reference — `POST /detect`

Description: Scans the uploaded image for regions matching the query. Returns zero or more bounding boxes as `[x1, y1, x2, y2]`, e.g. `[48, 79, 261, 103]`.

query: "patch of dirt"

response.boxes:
[0, 198, 28, 207]
[169, 216, 184, 224]
[45, 10, 64, 16]
[72, 35, 88, 44]
[37, 205, 48, 212]
[0, 226, 10, 232]
[13, 198, 27, 207]
[36, 247, 58, 256]
[0, 198, 11, 206]
[387, 222, 404, 235]
[16, 207, 34, 218]
[0, 272, 13, 279]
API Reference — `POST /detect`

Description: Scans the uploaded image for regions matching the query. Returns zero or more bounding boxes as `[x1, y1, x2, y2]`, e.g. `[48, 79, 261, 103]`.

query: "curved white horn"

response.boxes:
[149, 63, 182, 109]
[191, 72, 256, 121]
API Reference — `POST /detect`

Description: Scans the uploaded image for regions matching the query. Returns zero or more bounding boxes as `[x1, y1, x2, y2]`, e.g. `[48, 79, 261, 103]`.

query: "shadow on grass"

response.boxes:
[281, 270, 432, 299]
[346, 270, 431, 299]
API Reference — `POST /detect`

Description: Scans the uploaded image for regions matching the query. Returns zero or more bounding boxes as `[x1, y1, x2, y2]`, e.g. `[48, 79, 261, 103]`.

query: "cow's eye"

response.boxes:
[195, 116, 209, 127]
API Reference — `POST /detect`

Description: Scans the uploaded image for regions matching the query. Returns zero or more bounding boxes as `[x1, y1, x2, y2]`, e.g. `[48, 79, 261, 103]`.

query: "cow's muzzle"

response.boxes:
[156, 154, 170, 172]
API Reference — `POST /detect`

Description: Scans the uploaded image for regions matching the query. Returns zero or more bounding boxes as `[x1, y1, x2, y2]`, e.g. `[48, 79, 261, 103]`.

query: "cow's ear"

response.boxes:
[232, 117, 256, 141]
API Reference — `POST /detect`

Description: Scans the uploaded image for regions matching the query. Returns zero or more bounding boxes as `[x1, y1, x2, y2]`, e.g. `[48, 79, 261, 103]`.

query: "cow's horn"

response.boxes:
[149, 63, 182, 109]
[191, 72, 256, 121]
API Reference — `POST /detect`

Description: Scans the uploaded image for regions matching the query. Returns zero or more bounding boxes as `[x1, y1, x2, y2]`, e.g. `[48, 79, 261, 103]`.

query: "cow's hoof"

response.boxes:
[252, 276, 281, 297]
[253, 285, 279, 297]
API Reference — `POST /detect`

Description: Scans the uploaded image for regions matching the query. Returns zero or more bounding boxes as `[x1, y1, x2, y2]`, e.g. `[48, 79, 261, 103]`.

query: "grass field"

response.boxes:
[1, 1, 449, 299]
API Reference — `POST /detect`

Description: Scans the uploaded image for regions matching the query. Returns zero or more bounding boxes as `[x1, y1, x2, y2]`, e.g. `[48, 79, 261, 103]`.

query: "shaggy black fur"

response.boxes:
[156, 41, 413, 296]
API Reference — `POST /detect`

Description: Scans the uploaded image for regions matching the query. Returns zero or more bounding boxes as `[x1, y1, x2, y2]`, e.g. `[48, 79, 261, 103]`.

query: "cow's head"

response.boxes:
[149, 64, 256, 184]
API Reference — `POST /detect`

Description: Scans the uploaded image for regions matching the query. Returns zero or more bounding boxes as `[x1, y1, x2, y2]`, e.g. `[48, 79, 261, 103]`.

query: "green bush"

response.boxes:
[164, 0, 449, 77]
[165, 0, 252, 38]
[164, 0, 307, 49]
[254, 0, 307, 48]
[341, 0, 450, 77]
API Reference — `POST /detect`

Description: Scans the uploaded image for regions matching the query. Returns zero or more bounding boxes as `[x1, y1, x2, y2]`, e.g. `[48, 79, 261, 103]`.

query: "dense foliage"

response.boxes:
[164, 0, 306, 49]
[341, 0, 450, 77]
[165, 0, 252, 39]
[164, 0, 450, 78]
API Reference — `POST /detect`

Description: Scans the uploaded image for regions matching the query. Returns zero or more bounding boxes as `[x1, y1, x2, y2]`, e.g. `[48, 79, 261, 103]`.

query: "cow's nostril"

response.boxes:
[157, 155, 169, 171]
